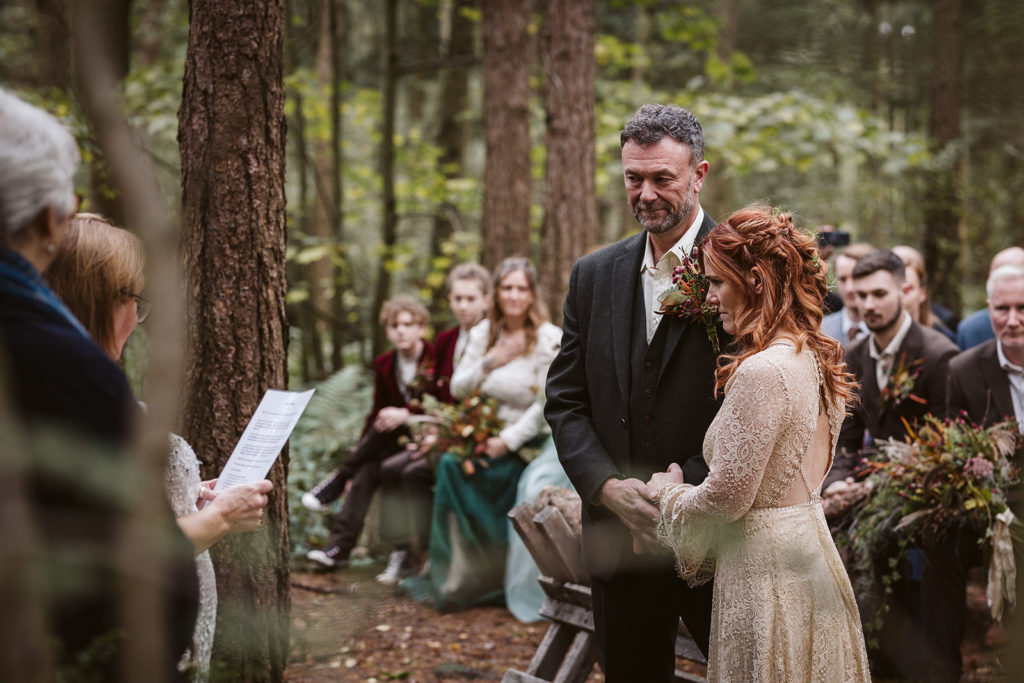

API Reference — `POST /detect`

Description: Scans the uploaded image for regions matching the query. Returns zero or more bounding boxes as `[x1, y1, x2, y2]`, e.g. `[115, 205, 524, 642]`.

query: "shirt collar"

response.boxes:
[996, 340, 1024, 375]
[640, 206, 705, 274]
[869, 311, 914, 361]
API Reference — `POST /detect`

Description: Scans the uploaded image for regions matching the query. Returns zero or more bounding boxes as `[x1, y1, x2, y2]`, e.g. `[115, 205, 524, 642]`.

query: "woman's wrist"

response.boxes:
[481, 357, 494, 373]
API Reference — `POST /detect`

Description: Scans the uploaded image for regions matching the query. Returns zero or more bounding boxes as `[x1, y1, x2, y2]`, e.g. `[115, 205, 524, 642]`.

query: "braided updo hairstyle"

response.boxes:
[698, 203, 855, 409]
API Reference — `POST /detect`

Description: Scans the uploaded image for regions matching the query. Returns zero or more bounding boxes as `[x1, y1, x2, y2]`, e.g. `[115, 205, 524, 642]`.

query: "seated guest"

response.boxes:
[402, 257, 560, 611]
[305, 296, 434, 570]
[375, 263, 491, 585]
[893, 245, 956, 341]
[430, 262, 492, 403]
[821, 242, 874, 348]
[45, 214, 272, 679]
[0, 88, 197, 679]
[957, 247, 1024, 350]
[927, 263, 1024, 682]
[835, 248, 958, 679]
[948, 264, 1024, 428]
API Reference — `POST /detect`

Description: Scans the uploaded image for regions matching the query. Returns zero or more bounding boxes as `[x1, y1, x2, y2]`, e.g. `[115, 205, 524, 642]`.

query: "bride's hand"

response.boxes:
[648, 463, 684, 491]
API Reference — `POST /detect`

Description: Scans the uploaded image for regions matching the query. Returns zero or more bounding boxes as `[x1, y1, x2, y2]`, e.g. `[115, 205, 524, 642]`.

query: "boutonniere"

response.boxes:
[408, 354, 437, 400]
[880, 352, 926, 409]
[656, 254, 720, 354]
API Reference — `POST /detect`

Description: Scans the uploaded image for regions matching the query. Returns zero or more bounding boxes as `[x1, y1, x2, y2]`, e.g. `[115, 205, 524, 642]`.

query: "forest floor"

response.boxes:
[284, 560, 1008, 682]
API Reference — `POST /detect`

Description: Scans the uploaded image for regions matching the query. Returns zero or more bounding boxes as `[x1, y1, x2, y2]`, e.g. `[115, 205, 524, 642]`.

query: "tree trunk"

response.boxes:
[328, 0, 348, 371]
[540, 0, 597, 322]
[136, 0, 166, 68]
[372, 0, 399, 358]
[34, 0, 70, 89]
[922, 0, 963, 312]
[480, 0, 533, 271]
[429, 0, 474, 268]
[85, 0, 132, 226]
[178, 1, 290, 679]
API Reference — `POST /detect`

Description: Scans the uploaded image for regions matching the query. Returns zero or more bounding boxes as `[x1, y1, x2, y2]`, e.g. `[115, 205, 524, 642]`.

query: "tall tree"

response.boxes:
[480, 0, 532, 270]
[372, 0, 399, 357]
[327, 0, 348, 372]
[540, 0, 597, 320]
[429, 0, 475, 267]
[178, 1, 291, 679]
[922, 0, 963, 311]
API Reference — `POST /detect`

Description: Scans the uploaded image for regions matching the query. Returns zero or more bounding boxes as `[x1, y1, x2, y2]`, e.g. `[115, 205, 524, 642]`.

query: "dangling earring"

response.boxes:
[46, 243, 56, 254]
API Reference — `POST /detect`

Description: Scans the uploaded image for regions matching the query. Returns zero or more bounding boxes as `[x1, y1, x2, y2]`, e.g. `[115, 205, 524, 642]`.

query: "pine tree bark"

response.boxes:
[540, 0, 597, 322]
[372, 0, 399, 357]
[429, 0, 474, 267]
[923, 0, 963, 311]
[480, 0, 532, 271]
[178, 1, 290, 679]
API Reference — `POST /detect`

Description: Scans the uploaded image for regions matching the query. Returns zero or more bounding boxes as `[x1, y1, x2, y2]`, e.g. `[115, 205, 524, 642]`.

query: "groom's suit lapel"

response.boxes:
[611, 233, 645, 406]
[658, 212, 718, 385]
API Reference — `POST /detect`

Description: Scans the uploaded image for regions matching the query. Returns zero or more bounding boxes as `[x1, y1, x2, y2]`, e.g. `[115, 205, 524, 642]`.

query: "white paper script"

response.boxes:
[214, 388, 315, 491]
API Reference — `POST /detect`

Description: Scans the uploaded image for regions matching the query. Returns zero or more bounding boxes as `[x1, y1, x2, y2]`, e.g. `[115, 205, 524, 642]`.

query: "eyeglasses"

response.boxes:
[123, 292, 151, 323]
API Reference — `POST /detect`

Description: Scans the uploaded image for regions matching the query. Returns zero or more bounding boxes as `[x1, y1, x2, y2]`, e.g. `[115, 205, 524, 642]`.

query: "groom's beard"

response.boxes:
[632, 195, 693, 235]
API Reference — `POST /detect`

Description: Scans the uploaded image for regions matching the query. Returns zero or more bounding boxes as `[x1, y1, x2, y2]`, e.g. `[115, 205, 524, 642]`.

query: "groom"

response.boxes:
[546, 103, 722, 681]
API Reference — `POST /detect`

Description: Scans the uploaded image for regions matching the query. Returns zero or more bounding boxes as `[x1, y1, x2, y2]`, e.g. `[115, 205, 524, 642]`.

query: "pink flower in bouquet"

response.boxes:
[963, 456, 995, 481]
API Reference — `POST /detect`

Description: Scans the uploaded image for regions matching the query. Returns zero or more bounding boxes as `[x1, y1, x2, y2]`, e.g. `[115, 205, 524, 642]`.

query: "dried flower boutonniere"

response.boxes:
[657, 254, 721, 354]
[880, 352, 926, 409]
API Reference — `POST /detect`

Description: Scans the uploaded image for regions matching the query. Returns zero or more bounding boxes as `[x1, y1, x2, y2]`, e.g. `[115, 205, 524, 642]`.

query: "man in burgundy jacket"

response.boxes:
[305, 296, 434, 570]
[375, 263, 490, 583]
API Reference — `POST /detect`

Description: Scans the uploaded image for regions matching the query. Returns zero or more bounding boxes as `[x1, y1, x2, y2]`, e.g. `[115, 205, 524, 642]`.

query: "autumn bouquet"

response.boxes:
[847, 416, 1023, 623]
[407, 392, 505, 475]
[657, 254, 720, 354]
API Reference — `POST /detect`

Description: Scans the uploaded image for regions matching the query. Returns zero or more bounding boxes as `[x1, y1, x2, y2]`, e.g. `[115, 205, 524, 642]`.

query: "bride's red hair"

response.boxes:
[697, 203, 855, 409]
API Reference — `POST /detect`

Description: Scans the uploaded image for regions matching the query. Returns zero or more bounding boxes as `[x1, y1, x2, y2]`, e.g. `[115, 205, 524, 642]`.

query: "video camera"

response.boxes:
[816, 230, 851, 249]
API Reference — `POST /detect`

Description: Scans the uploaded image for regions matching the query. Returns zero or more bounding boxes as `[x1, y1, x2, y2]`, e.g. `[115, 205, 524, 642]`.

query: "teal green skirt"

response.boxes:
[401, 451, 526, 611]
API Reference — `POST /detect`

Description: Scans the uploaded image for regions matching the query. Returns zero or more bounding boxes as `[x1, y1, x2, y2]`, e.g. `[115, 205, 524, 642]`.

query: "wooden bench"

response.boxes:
[503, 497, 707, 683]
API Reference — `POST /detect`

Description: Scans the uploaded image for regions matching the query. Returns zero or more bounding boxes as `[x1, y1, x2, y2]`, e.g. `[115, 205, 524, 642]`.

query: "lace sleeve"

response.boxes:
[656, 353, 791, 585]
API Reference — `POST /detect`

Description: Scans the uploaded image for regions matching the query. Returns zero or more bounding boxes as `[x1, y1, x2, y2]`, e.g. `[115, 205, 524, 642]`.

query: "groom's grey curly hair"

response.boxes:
[619, 103, 704, 166]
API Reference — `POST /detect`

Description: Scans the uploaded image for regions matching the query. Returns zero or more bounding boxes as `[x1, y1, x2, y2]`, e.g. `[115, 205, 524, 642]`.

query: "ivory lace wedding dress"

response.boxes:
[657, 344, 869, 682]
[166, 434, 217, 681]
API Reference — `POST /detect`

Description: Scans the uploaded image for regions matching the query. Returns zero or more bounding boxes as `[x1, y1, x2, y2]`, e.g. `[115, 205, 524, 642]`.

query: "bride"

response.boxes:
[648, 204, 870, 682]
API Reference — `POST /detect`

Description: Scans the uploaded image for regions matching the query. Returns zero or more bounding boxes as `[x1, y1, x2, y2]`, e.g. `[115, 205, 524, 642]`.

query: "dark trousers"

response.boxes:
[921, 528, 984, 682]
[590, 562, 713, 682]
[310, 425, 406, 504]
[326, 460, 382, 556]
[379, 449, 434, 552]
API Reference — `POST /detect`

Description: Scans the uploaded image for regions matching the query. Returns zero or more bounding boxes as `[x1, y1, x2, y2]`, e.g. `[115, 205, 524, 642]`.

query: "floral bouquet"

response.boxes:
[845, 415, 1022, 625]
[656, 254, 720, 354]
[879, 352, 926, 409]
[407, 392, 505, 475]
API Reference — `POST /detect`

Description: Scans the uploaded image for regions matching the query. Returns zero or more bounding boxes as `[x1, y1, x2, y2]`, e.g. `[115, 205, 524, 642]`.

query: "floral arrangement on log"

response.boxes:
[407, 392, 505, 475]
[656, 254, 720, 354]
[836, 415, 1022, 632]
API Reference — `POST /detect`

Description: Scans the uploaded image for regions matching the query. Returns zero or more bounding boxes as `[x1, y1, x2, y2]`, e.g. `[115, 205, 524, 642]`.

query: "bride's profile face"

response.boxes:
[704, 258, 744, 335]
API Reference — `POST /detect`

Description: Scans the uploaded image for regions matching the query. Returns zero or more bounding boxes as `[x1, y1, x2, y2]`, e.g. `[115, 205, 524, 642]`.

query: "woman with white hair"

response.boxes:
[0, 89, 198, 679]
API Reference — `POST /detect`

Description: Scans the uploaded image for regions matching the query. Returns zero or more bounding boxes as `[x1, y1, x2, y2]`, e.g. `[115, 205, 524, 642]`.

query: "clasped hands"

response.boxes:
[599, 462, 685, 555]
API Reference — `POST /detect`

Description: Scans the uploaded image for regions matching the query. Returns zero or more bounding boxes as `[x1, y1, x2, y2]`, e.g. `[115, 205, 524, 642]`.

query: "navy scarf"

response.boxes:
[0, 248, 90, 337]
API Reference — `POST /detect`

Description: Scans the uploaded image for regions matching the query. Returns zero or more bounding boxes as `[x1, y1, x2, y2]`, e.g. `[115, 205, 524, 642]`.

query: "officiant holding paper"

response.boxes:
[45, 211, 273, 681]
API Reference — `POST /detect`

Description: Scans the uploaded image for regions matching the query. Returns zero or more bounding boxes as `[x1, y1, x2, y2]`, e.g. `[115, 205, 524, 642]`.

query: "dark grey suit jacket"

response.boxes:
[946, 339, 1015, 427]
[545, 213, 722, 577]
[838, 319, 959, 454]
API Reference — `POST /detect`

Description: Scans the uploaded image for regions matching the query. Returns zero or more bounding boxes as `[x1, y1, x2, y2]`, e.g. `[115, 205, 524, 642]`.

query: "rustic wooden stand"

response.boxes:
[503, 502, 707, 683]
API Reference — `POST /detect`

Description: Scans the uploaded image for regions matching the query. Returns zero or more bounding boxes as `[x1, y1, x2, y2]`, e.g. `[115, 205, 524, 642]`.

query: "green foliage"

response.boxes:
[287, 365, 374, 556]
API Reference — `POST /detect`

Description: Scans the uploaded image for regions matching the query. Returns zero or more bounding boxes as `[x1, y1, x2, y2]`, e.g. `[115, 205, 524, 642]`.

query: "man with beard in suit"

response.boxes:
[545, 103, 722, 681]
[836, 248, 958, 678]
[928, 263, 1024, 682]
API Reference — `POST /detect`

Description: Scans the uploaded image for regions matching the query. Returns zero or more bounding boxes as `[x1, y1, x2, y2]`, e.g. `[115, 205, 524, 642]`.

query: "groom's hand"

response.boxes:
[597, 477, 661, 553]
